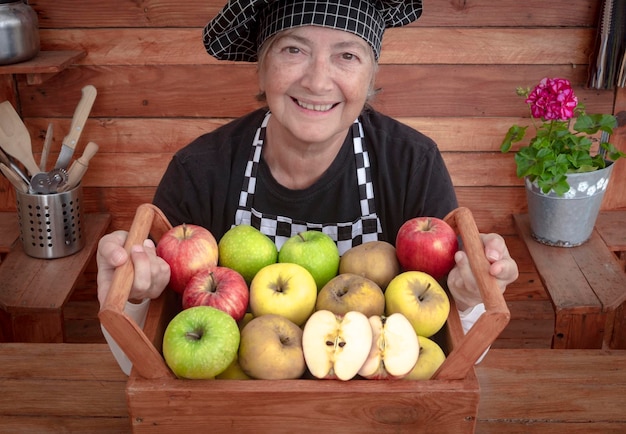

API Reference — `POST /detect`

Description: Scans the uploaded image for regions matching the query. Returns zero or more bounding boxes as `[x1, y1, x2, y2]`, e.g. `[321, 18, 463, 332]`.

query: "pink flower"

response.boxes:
[525, 77, 578, 121]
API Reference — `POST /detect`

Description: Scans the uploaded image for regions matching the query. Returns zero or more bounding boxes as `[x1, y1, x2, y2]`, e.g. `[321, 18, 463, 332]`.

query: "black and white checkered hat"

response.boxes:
[203, 0, 423, 62]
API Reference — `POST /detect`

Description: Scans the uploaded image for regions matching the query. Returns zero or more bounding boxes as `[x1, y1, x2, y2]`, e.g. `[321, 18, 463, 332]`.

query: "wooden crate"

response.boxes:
[99, 204, 510, 434]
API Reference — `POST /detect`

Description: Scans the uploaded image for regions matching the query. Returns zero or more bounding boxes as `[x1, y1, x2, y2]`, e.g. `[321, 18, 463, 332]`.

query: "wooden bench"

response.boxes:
[0, 213, 111, 342]
[0, 212, 19, 257]
[514, 212, 626, 350]
[1, 344, 624, 434]
[0, 343, 129, 433]
[475, 348, 626, 433]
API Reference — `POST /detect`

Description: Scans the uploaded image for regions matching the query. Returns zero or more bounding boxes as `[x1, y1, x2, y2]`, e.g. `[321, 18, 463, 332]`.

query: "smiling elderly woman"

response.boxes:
[96, 0, 518, 374]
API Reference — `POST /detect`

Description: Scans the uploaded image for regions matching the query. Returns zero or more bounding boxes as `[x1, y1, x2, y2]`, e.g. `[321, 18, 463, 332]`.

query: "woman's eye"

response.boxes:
[286, 46, 300, 54]
[342, 53, 357, 61]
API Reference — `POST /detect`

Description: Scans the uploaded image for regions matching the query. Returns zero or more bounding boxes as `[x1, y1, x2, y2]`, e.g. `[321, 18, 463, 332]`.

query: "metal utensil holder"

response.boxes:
[15, 185, 85, 259]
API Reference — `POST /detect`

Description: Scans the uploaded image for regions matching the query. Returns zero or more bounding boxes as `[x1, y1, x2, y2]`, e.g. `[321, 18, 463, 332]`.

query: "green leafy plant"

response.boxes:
[500, 77, 624, 196]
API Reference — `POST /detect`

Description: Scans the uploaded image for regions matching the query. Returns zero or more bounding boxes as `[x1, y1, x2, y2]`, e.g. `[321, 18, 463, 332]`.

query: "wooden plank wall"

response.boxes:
[1, 0, 622, 234]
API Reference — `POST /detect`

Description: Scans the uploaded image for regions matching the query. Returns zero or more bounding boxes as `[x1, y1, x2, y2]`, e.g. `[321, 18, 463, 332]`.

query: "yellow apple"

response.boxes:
[249, 262, 317, 326]
[384, 271, 450, 337]
[403, 336, 447, 380]
[215, 355, 252, 380]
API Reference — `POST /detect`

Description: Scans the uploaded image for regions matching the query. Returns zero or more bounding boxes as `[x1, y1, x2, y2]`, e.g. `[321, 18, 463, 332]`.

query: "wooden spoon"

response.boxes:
[0, 101, 40, 177]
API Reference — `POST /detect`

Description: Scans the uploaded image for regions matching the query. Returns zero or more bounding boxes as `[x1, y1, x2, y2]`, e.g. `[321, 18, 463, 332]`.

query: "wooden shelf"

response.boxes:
[0, 50, 86, 85]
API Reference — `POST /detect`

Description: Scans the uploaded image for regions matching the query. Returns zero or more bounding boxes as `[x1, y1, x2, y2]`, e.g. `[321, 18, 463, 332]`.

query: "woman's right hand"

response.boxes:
[96, 230, 171, 306]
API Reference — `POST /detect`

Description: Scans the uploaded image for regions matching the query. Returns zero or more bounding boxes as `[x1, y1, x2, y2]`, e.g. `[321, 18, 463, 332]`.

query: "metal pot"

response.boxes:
[0, 0, 40, 65]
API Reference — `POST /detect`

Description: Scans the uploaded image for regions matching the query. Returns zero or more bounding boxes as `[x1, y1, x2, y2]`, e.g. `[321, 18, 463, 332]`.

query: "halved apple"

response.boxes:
[302, 310, 372, 381]
[358, 313, 419, 379]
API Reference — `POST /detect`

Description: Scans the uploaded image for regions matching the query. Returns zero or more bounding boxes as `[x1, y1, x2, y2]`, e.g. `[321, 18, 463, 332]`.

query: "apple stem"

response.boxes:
[186, 330, 202, 341]
[418, 283, 431, 302]
[182, 223, 189, 239]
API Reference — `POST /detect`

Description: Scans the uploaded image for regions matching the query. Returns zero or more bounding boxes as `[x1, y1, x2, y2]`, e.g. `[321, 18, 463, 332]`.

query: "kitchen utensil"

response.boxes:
[40, 122, 53, 171]
[0, 100, 40, 177]
[0, 147, 30, 186]
[58, 141, 98, 193]
[32, 168, 68, 193]
[0, 0, 40, 65]
[53, 85, 97, 170]
[31, 83, 96, 194]
[0, 162, 28, 193]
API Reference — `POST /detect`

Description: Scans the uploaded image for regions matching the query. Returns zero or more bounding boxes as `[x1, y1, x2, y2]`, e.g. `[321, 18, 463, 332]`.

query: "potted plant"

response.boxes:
[501, 77, 625, 246]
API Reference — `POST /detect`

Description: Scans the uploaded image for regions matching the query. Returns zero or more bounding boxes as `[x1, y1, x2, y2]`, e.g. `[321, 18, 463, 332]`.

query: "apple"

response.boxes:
[218, 224, 278, 284]
[385, 271, 450, 337]
[238, 314, 306, 380]
[404, 336, 447, 380]
[339, 241, 400, 290]
[358, 313, 419, 380]
[302, 310, 372, 381]
[278, 230, 340, 291]
[238, 312, 254, 331]
[315, 273, 385, 317]
[395, 216, 458, 280]
[181, 266, 249, 322]
[249, 262, 317, 326]
[156, 223, 219, 294]
[162, 306, 240, 379]
[215, 355, 252, 380]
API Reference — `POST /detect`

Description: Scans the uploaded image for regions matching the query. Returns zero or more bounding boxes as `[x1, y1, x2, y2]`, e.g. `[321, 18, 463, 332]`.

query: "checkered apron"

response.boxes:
[234, 112, 382, 255]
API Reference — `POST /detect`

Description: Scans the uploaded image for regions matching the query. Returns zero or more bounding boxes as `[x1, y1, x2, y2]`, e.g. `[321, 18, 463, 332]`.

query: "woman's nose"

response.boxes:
[301, 56, 333, 93]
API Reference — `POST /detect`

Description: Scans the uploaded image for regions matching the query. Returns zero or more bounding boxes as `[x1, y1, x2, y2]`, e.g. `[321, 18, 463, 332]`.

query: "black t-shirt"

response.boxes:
[153, 107, 457, 246]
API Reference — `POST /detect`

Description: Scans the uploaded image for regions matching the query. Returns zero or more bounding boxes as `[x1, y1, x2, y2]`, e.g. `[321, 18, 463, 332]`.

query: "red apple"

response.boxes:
[156, 223, 219, 294]
[182, 266, 249, 322]
[395, 217, 458, 280]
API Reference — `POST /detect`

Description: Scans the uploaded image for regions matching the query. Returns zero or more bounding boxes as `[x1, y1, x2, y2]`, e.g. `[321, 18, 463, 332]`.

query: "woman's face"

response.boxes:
[258, 26, 376, 147]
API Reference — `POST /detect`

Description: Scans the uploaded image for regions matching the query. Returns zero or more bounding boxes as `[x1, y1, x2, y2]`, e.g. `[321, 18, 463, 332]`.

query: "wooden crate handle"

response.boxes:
[433, 207, 511, 380]
[98, 203, 175, 379]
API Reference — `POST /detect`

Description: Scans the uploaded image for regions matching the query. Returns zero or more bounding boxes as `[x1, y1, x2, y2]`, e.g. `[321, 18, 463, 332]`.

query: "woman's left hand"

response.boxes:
[446, 233, 519, 311]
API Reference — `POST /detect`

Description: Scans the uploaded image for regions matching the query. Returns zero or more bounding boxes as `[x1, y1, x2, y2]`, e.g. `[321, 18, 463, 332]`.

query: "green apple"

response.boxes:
[162, 306, 240, 379]
[315, 273, 385, 317]
[358, 313, 419, 380]
[278, 230, 340, 291]
[302, 310, 372, 381]
[238, 314, 306, 380]
[218, 224, 278, 284]
[384, 271, 450, 337]
[404, 336, 447, 380]
[249, 262, 317, 326]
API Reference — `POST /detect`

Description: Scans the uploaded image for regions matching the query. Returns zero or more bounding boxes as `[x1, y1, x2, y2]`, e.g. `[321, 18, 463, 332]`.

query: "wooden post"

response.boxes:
[603, 86, 626, 209]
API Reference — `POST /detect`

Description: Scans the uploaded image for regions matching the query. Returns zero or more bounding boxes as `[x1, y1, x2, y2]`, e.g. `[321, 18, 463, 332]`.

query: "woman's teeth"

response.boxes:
[297, 100, 334, 112]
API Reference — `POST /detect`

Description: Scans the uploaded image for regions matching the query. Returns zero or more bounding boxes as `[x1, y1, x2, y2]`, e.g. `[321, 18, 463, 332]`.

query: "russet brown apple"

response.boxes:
[315, 273, 385, 317]
[339, 241, 400, 290]
[238, 314, 306, 380]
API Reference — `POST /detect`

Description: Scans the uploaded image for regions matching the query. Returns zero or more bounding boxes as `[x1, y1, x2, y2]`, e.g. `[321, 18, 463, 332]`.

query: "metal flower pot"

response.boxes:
[525, 162, 614, 247]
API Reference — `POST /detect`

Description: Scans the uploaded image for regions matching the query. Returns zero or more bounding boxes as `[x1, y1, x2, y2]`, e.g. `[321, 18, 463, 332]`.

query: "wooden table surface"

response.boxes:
[0, 213, 111, 342]
[0, 212, 19, 254]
